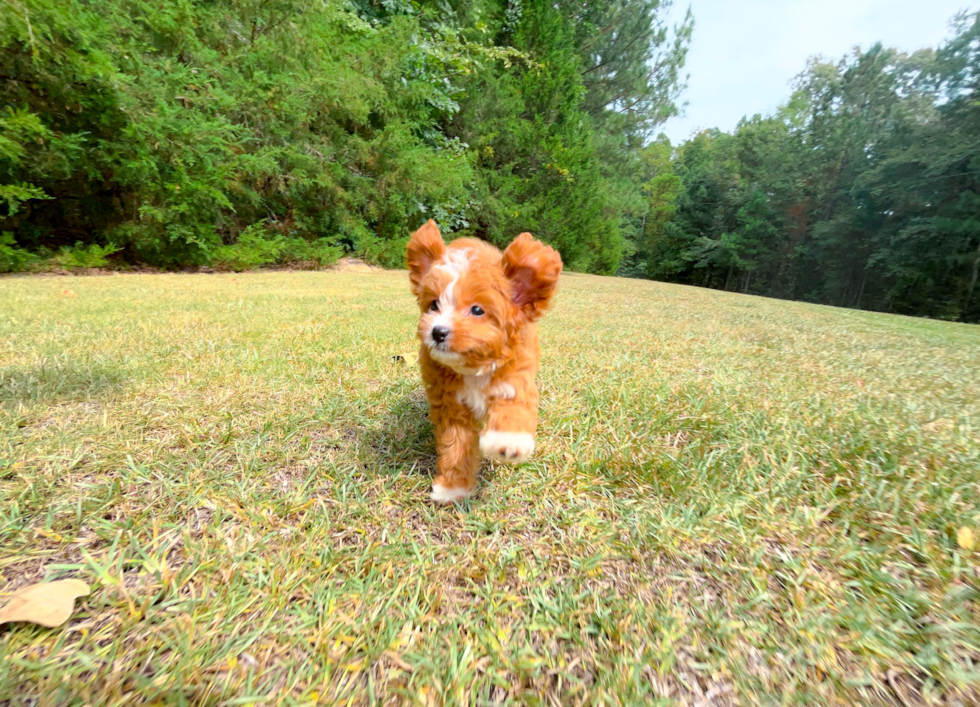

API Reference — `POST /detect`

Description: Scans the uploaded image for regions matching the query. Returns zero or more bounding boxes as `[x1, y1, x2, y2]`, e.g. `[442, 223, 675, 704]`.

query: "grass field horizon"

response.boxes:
[1, 268, 978, 705]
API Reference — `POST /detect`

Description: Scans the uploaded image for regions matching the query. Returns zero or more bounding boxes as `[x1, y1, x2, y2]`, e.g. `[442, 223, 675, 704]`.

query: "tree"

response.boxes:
[0, 0, 691, 274]
[635, 11, 980, 322]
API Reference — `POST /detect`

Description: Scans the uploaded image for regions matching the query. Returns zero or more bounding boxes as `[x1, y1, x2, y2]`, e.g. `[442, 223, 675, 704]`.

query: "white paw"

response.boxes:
[479, 430, 535, 463]
[430, 483, 476, 504]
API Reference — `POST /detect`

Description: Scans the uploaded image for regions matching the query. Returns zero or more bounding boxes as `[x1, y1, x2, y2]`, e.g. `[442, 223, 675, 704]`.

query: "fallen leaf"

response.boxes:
[957, 527, 975, 551]
[61, 289, 78, 298]
[351, 304, 365, 310]
[391, 352, 418, 367]
[418, 685, 437, 707]
[0, 579, 90, 627]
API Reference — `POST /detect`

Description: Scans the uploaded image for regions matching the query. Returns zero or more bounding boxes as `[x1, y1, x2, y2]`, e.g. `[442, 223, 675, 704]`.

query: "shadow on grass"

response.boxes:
[0, 360, 126, 403]
[357, 387, 437, 478]
[355, 385, 509, 494]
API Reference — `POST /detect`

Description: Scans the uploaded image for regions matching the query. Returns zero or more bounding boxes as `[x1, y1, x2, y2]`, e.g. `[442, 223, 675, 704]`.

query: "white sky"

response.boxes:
[661, 0, 977, 143]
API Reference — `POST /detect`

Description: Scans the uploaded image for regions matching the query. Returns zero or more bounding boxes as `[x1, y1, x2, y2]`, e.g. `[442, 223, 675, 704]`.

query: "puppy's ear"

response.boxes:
[406, 219, 446, 294]
[502, 233, 563, 321]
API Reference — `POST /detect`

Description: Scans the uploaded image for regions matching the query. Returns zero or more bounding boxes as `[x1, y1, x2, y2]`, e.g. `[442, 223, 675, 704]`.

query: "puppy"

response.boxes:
[406, 220, 562, 503]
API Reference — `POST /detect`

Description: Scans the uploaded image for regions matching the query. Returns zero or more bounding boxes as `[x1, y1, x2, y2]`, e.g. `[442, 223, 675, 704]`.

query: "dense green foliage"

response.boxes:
[4, 1, 977, 322]
[634, 12, 980, 322]
[0, 0, 688, 273]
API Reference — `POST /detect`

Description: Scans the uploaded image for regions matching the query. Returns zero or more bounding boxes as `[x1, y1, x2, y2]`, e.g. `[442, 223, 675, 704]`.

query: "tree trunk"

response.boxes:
[965, 240, 980, 317]
[724, 264, 734, 291]
[742, 270, 752, 293]
[855, 270, 868, 309]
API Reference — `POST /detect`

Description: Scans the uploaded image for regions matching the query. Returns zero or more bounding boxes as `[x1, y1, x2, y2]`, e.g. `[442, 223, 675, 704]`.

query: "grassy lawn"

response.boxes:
[1, 269, 978, 706]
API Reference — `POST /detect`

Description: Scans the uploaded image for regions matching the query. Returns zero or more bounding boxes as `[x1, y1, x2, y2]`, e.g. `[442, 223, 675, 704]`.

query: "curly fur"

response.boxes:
[406, 220, 562, 502]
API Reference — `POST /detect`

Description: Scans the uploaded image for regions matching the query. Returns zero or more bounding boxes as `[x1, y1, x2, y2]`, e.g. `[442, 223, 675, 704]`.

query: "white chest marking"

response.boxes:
[458, 372, 491, 419]
[488, 381, 516, 400]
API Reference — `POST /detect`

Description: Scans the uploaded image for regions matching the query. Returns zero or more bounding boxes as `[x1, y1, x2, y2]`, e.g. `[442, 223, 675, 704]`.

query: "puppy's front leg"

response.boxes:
[480, 387, 538, 464]
[431, 413, 481, 504]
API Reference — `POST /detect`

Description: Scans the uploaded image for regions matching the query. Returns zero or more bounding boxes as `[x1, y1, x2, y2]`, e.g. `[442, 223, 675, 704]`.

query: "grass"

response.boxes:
[0, 268, 978, 706]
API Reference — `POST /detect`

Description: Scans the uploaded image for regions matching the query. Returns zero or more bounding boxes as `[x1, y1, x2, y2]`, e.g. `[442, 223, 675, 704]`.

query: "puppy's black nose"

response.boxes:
[431, 325, 450, 344]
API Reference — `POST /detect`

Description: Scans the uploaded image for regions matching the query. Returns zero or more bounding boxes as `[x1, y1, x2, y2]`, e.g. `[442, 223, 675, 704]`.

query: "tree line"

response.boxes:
[1, 1, 978, 322]
[633, 12, 980, 322]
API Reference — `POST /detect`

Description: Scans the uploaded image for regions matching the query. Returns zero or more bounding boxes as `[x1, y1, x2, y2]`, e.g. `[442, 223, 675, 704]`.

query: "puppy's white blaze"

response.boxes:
[433, 248, 471, 311]
[480, 430, 535, 463]
[424, 248, 473, 358]
[430, 483, 475, 504]
[458, 373, 491, 419]
[489, 381, 516, 400]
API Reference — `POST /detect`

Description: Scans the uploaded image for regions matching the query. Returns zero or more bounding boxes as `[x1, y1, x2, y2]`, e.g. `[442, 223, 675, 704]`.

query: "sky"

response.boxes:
[660, 0, 977, 144]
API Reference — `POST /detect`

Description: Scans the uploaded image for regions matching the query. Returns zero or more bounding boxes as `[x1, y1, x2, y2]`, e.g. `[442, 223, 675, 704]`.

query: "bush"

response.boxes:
[0, 1, 478, 269]
[211, 227, 285, 272]
[280, 238, 343, 268]
[211, 225, 343, 271]
[0, 231, 39, 272]
[52, 242, 120, 270]
[360, 236, 410, 269]
[0, 0, 690, 278]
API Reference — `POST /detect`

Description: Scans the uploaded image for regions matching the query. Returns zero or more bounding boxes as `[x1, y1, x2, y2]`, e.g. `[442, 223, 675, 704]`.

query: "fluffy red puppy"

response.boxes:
[406, 220, 562, 503]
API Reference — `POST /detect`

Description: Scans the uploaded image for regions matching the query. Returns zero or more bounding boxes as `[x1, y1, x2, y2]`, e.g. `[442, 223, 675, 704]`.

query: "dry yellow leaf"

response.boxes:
[0, 579, 90, 627]
[418, 685, 437, 707]
[957, 526, 975, 551]
[391, 352, 418, 367]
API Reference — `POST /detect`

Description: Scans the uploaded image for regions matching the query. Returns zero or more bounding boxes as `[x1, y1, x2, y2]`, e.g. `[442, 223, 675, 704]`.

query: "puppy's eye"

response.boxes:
[470, 305, 484, 316]
[428, 300, 440, 312]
